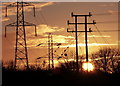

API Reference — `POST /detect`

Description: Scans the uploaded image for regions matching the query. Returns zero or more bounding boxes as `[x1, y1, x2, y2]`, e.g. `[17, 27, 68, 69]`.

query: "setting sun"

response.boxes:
[82, 62, 94, 72]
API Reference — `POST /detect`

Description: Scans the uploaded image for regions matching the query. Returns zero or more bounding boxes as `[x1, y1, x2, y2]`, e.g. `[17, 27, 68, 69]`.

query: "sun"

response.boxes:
[82, 62, 94, 72]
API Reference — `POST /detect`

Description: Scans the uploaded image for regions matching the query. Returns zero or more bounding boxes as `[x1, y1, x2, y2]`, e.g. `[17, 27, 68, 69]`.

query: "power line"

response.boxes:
[94, 24, 110, 45]
[89, 32, 101, 49]
[78, 32, 84, 55]
[89, 17, 110, 45]
[39, 11, 49, 25]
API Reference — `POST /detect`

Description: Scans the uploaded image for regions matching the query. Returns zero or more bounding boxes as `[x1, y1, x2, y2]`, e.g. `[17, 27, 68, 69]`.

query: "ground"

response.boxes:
[2, 68, 120, 86]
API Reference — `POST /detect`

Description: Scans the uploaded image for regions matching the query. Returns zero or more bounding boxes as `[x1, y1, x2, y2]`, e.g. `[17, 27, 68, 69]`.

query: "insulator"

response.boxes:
[89, 28, 92, 32]
[33, 6, 35, 17]
[57, 43, 61, 46]
[93, 20, 96, 24]
[37, 57, 42, 59]
[5, 7, 7, 17]
[64, 50, 66, 52]
[35, 26, 37, 36]
[5, 26, 7, 37]
[64, 53, 67, 56]
[71, 12, 73, 17]
[67, 20, 69, 25]
[89, 12, 92, 16]
[57, 57, 62, 60]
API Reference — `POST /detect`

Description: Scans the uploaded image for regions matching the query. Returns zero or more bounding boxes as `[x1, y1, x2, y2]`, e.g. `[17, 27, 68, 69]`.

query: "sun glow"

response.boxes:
[82, 62, 94, 72]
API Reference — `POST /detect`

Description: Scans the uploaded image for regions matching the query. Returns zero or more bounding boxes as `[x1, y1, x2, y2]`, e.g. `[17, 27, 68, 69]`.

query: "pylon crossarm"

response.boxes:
[6, 22, 17, 27]
[6, 2, 17, 7]
[6, 2, 34, 7]
[5, 2, 17, 17]
[5, 22, 16, 37]
[5, 2, 36, 17]
[5, 21, 37, 37]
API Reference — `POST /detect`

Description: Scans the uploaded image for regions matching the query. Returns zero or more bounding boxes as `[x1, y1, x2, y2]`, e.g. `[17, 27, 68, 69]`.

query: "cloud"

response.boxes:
[13, 24, 114, 49]
[99, 4, 115, 7]
[93, 10, 118, 16]
[82, 35, 111, 38]
[25, 35, 73, 48]
[53, 35, 74, 43]
[2, 23, 68, 48]
[2, 17, 10, 22]
[108, 10, 118, 15]
[24, 24, 71, 48]
[60, 43, 117, 48]
[23, 2, 55, 12]
[32, 24, 64, 35]
[35, 2, 54, 9]
[37, 24, 56, 35]
[1, 2, 54, 18]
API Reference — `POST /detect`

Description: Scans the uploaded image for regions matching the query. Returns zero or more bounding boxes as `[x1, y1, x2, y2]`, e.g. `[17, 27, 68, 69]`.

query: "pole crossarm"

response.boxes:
[71, 12, 92, 17]
[67, 20, 96, 25]
[67, 28, 93, 32]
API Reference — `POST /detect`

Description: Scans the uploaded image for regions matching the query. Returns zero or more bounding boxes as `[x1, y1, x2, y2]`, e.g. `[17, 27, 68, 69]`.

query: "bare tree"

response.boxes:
[92, 48, 120, 73]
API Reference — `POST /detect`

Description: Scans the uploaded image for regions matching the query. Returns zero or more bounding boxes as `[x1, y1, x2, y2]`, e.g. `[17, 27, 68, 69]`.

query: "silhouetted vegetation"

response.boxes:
[92, 48, 120, 73]
[2, 63, 120, 86]
[2, 48, 120, 86]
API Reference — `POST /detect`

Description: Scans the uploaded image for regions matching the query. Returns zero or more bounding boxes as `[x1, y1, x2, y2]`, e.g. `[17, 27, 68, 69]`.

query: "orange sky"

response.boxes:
[1, 2, 119, 63]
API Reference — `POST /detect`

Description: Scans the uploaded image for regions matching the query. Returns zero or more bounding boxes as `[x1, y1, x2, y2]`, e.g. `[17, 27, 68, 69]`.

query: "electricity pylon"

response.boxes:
[48, 33, 54, 70]
[5, 1, 37, 69]
[67, 12, 96, 71]
[36, 33, 62, 70]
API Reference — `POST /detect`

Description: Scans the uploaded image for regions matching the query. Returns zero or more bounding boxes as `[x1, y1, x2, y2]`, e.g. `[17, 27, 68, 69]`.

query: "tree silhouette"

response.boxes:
[92, 48, 120, 73]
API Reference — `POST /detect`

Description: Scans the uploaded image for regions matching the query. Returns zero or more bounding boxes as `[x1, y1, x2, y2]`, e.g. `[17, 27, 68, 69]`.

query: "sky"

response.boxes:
[1, 2, 119, 63]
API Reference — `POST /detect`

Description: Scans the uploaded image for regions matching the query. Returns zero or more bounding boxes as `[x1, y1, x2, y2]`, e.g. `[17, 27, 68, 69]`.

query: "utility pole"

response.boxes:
[5, 1, 37, 69]
[67, 12, 96, 71]
[48, 33, 54, 70]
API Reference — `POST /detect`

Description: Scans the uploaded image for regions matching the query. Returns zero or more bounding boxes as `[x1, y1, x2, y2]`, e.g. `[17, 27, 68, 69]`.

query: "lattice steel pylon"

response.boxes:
[5, 1, 37, 69]
[48, 33, 54, 70]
